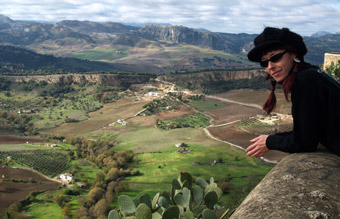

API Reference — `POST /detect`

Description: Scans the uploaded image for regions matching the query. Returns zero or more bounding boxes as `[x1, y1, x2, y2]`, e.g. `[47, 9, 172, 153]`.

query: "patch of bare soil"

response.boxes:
[216, 89, 291, 114]
[0, 165, 60, 216]
[205, 103, 263, 125]
[207, 124, 288, 162]
[127, 106, 193, 127]
[153, 107, 193, 120]
[0, 136, 46, 144]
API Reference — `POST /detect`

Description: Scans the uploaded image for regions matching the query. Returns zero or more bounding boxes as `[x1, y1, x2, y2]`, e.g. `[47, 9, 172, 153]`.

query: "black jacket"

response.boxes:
[266, 64, 340, 156]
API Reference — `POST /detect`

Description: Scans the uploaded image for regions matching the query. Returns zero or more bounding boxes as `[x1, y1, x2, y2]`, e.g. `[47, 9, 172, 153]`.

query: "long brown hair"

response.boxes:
[263, 62, 300, 114]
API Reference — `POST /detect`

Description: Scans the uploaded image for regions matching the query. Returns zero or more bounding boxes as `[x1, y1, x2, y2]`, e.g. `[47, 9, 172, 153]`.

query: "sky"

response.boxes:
[1, 0, 340, 36]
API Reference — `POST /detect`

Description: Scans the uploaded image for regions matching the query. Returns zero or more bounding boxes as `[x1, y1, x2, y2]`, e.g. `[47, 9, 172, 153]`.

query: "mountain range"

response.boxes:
[1, 14, 340, 74]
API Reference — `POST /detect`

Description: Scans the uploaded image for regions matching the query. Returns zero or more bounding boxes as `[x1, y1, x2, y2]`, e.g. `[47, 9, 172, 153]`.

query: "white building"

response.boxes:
[147, 92, 160, 97]
[60, 173, 73, 182]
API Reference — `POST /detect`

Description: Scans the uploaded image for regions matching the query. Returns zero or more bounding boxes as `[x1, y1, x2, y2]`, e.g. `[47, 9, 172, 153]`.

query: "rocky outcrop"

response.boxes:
[4, 73, 155, 86]
[158, 69, 265, 84]
[230, 152, 340, 219]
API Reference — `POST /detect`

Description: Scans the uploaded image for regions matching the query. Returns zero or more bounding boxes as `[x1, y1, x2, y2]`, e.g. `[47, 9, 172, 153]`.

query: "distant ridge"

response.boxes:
[1, 13, 340, 72]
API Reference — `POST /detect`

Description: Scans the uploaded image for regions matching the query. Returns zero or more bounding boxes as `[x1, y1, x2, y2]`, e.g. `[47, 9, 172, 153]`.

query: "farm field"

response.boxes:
[202, 100, 263, 125]
[40, 97, 149, 135]
[216, 89, 292, 114]
[0, 165, 61, 217]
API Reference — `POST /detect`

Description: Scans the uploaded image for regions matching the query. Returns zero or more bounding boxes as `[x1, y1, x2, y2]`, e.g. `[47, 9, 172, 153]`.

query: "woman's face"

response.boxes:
[261, 49, 296, 83]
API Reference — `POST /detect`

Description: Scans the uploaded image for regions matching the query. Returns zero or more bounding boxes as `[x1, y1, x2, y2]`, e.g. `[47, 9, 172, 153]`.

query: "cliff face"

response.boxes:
[230, 152, 340, 219]
[158, 69, 265, 85]
[5, 73, 155, 86]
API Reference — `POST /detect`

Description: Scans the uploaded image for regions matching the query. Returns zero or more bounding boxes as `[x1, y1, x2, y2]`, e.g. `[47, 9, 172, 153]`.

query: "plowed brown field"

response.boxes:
[0, 165, 60, 217]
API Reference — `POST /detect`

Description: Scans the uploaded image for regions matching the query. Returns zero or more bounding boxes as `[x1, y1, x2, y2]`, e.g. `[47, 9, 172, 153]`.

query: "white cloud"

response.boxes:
[0, 0, 339, 35]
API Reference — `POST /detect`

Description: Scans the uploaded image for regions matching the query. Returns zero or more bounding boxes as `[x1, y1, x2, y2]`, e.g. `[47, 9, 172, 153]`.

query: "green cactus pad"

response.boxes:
[139, 194, 152, 209]
[204, 191, 218, 210]
[108, 209, 120, 219]
[152, 192, 160, 209]
[158, 196, 169, 209]
[204, 185, 223, 199]
[196, 178, 208, 189]
[182, 180, 191, 189]
[152, 212, 162, 219]
[192, 206, 206, 217]
[174, 187, 191, 207]
[162, 206, 180, 219]
[179, 172, 193, 188]
[136, 203, 152, 219]
[161, 191, 171, 203]
[172, 178, 181, 190]
[183, 210, 194, 219]
[202, 209, 217, 219]
[118, 195, 136, 216]
[209, 177, 214, 185]
[192, 186, 203, 206]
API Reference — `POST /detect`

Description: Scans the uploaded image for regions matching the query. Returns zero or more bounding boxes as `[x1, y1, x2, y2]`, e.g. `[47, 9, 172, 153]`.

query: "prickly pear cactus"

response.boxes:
[202, 209, 217, 219]
[162, 206, 180, 219]
[174, 187, 191, 208]
[158, 196, 169, 210]
[183, 210, 194, 219]
[179, 172, 193, 189]
[139, 193, 152, 209]
[151, 192, 160, 210]
[118, 195, 136, 216]
[192, 186, 203, 206]
[196, 177, 208, 189]
[204, 191, 218, 210]
[135, 203, 152, 219]
[110, 172, 228, 219]
[108, 209, 120, 219]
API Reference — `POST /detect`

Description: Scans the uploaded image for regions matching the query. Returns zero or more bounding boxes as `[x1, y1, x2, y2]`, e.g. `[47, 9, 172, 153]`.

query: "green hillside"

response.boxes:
[0, 45, 124, 75]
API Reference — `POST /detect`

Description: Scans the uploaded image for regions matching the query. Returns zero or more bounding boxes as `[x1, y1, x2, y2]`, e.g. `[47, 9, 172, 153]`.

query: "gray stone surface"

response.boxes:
[230, 152, 340, 219]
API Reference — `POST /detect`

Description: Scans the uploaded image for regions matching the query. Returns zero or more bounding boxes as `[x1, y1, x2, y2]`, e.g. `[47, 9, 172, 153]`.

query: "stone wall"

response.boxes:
[324, 53, 340, 70]
[230, 152, 340, 219]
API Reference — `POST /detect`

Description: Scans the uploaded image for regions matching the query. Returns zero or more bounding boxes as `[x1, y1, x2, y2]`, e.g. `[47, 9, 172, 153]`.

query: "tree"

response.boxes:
[62, 203, 72, 217]
[325, 60, 340, 82]
[90, 198, 109, 218]
[86, 187, 105, 206]
[107, 168, 120, 181]
[73, 207, 89, 219]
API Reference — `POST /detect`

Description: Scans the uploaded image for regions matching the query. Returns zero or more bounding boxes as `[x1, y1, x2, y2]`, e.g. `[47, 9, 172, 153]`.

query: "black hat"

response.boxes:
[247, 27, 307, 62]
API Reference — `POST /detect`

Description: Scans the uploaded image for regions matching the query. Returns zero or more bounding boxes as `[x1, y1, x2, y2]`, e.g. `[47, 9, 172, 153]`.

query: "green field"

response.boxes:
[189, 98, 230, 111]
[73, 48, 129, 62]
[91, 123, 273, 211]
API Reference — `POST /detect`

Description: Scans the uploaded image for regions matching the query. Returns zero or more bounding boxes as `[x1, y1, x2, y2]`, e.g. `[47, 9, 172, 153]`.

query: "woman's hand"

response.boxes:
[246, 135, 270, 158]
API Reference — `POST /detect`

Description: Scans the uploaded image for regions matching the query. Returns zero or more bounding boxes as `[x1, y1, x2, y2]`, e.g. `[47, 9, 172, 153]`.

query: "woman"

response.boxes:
[245, 27, 340, 158]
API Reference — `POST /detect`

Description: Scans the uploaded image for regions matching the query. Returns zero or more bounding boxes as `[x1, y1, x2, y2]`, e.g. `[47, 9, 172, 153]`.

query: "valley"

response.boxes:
[0, 73, 292, 218]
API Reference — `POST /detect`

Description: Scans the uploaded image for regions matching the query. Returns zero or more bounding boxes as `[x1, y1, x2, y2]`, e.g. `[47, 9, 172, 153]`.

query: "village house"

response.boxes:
[17, 109, 34, 114]
[44, 143, 58, 148]
[6, 156, 11, 162]
[60, 173, 73, 182]
[147, 92, 160, 97]
[117, 119, 127, 126]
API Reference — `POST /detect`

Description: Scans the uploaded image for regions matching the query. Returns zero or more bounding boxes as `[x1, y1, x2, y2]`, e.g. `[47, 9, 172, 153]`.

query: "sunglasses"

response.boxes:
[260, 51, 288, 67]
